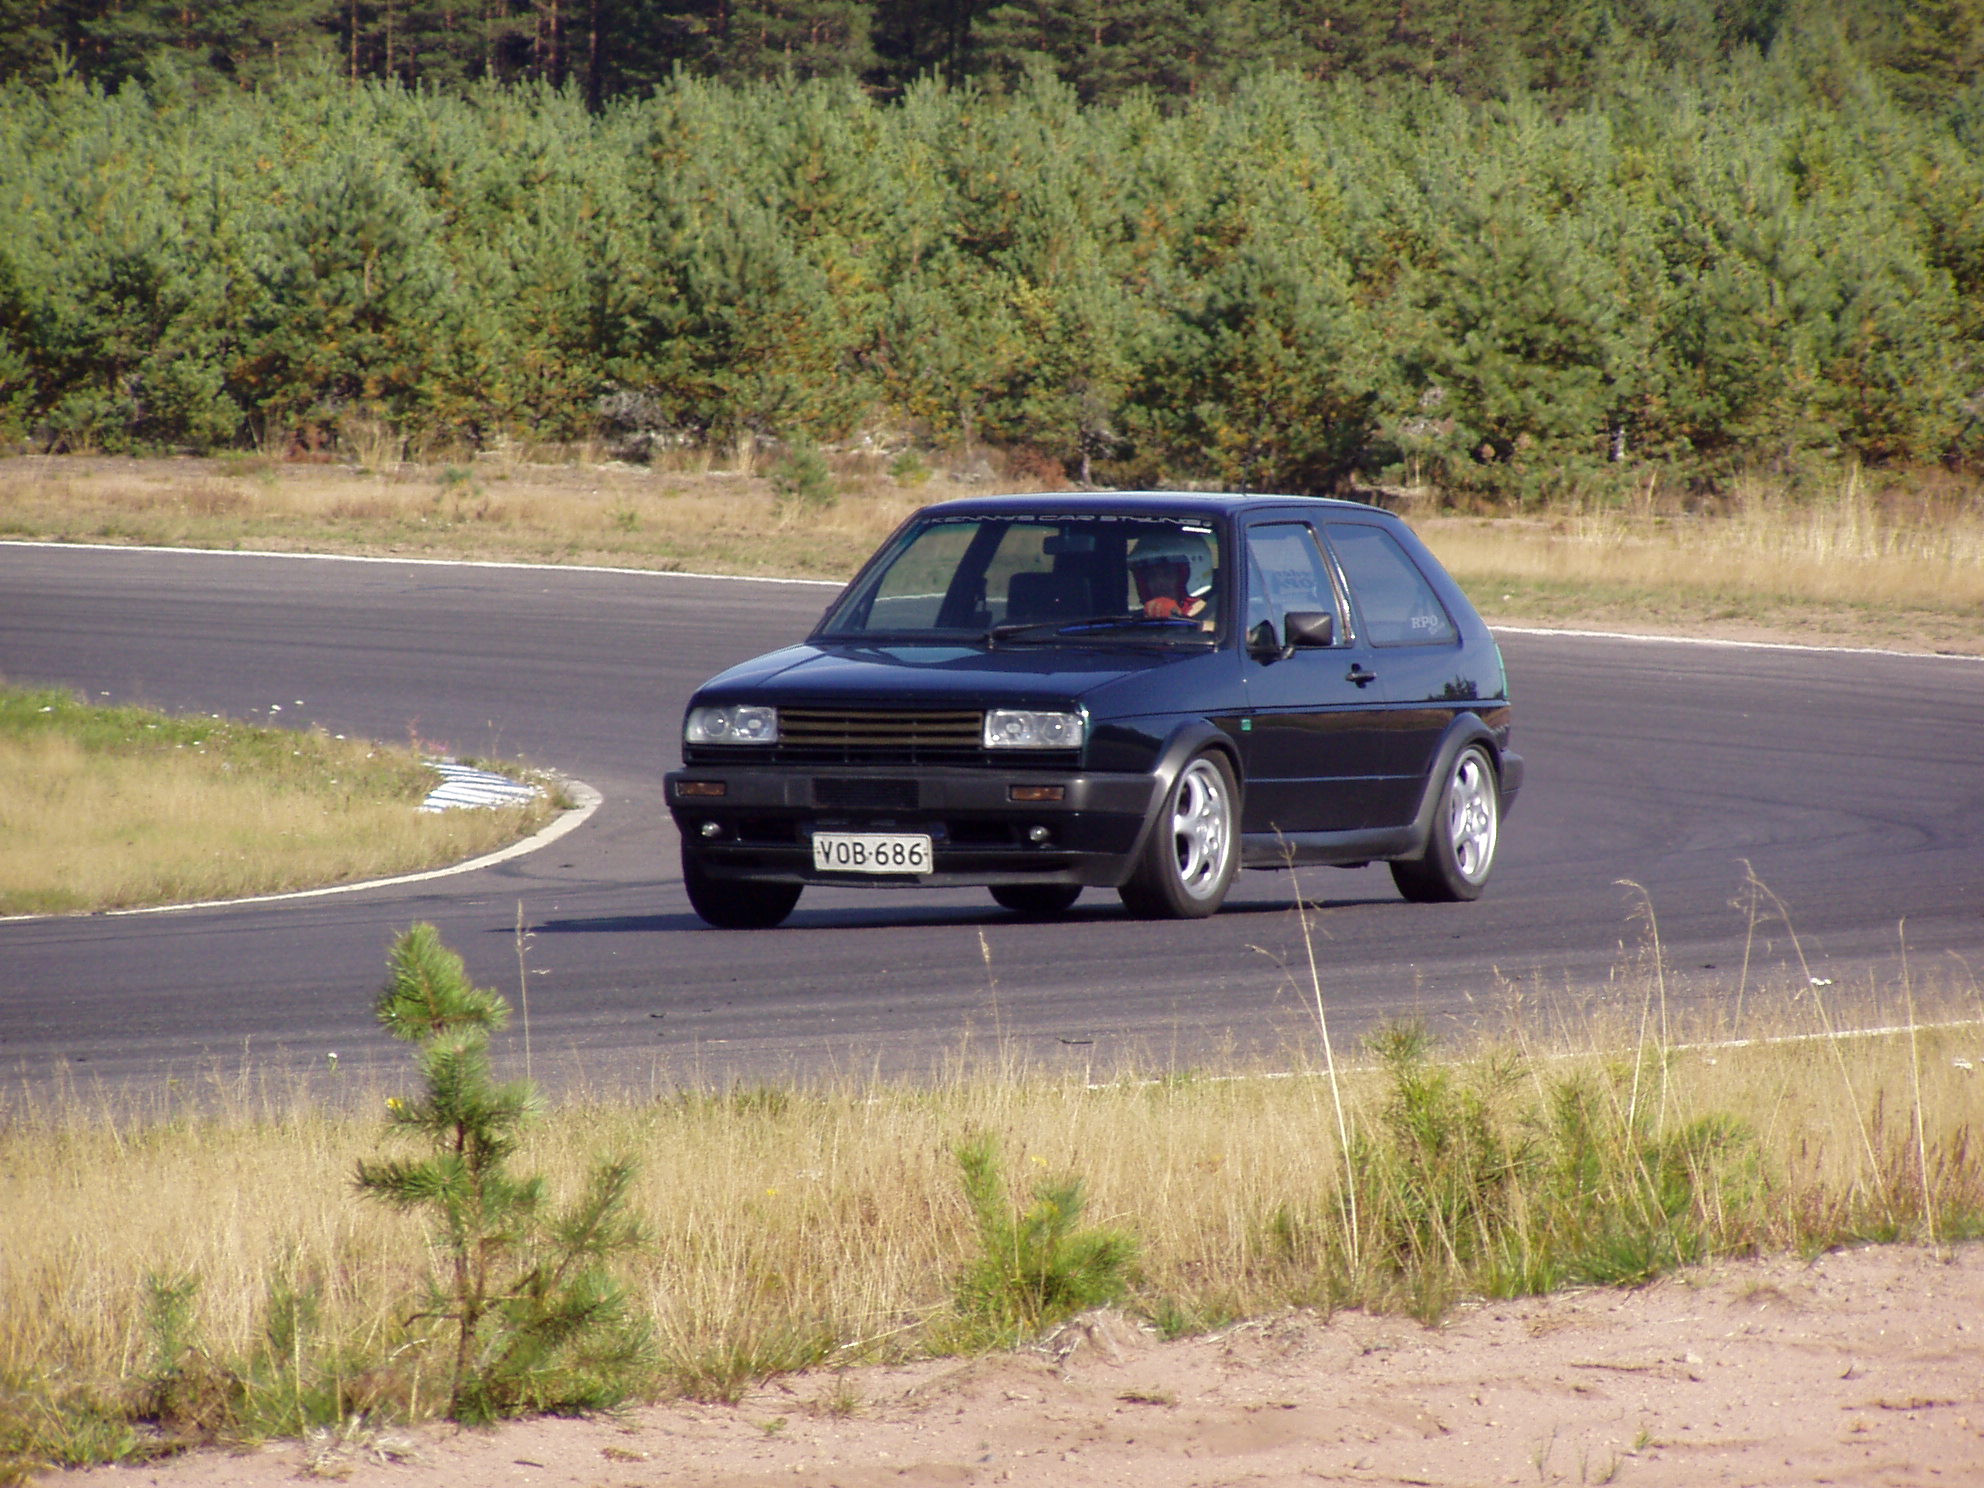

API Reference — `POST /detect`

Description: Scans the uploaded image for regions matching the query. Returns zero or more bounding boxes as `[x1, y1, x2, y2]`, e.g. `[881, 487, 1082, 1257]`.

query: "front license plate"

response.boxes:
[812, 832, 933, 875]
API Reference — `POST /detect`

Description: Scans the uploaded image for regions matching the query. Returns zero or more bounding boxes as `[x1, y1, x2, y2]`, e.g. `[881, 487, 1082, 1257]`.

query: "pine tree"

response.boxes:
[355, 924, 652, 1424]
[232, 115, 453, 450]
[1127, 75, 1382, 491]
[1881, 0, 1984, 109]
[0, 0, 76, 83]
[0, 248, 37, 441]
[619, 75, 882, 443]
[870, 0, 986, 87]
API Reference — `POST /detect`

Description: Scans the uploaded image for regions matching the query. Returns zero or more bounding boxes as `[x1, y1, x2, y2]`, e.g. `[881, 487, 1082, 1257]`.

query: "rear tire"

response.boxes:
[682, 847, 802, 928]
[1391, 743, 1500, 903]
[989, 883, 1082, 916]
[1118, 751, 1239, 919]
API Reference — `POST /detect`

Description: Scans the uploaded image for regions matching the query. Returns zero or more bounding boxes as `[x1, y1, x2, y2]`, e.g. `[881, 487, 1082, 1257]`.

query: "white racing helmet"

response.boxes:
[1128, 528, 1215, 600]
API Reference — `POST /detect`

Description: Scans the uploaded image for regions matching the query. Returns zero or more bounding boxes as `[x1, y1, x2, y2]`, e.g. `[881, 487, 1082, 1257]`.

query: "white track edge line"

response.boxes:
[0, 538, 843, 586]
[1490, 623, 1984, 663]
[1088, 1017, 1984, 1090]
[0, 780, 603, 925]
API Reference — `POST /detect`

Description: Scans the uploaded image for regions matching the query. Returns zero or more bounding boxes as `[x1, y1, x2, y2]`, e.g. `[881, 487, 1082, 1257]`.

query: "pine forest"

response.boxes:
[3, 0, 1982, 499]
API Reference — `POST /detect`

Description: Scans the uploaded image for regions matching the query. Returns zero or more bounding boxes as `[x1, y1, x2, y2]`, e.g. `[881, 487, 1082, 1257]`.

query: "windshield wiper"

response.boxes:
[986, 615, 1210, 645]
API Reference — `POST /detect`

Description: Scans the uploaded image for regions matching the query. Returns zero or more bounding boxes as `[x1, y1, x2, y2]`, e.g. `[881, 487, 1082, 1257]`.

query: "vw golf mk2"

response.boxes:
[667, 493, 1522, 928]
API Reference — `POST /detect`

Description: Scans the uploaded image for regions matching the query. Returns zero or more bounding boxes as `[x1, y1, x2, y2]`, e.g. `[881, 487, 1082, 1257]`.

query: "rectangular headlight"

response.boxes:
[983, 708, 1084, 749]
[685, 704, 779, 744]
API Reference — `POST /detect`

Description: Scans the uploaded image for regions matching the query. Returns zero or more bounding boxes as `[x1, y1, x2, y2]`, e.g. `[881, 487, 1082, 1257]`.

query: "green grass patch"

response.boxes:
[0, 685, 556, 915]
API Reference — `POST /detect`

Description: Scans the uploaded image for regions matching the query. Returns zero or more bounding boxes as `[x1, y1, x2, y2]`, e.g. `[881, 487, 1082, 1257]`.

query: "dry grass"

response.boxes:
[0, 450, 992, 582]
[5, 455, 1980, 653]
[2, 958, 1979, 1457]
[0, 687, 555, 915]
[1416, 468, 1984, 654]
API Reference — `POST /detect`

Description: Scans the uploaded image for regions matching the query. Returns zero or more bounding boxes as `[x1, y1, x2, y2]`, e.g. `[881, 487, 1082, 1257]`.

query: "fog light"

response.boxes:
[1027, 825, 1052, 844]
[700, 821, 722, 839]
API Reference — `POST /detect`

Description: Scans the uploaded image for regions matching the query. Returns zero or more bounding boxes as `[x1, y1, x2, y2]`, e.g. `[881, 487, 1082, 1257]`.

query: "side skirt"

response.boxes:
[1239, 827, 1421, 870]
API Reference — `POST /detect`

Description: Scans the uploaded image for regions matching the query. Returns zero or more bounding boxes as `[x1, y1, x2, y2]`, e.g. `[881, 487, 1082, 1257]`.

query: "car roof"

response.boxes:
[912, 491, 1393, 522]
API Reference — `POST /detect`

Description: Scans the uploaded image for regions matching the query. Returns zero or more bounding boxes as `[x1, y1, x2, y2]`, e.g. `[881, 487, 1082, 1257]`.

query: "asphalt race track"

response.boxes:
[3, 542, 1981, 1098]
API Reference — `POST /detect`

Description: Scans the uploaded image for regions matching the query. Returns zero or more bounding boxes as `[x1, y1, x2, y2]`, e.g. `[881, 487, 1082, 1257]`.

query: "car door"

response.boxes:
[1319, 518, 1466, 817]
[1235, 519, 1397, 834]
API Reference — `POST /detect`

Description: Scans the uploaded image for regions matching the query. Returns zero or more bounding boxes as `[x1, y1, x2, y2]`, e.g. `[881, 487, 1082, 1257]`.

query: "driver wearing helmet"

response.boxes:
[1128, 529, 1215, 620]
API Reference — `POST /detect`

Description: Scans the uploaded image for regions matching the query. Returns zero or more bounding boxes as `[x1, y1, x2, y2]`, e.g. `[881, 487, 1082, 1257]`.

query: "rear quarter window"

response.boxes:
[1326, 523, 1457, 646]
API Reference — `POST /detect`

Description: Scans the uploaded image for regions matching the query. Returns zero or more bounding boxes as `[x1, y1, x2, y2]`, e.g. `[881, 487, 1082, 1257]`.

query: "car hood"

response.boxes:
[692, 642, 1190, 708]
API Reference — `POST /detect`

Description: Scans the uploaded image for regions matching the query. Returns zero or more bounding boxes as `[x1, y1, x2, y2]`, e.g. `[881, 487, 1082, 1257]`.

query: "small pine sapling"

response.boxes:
[948, 1134, 1138, 1347]
[767, 443, 837, 509]
[355, 924, 652, 1422]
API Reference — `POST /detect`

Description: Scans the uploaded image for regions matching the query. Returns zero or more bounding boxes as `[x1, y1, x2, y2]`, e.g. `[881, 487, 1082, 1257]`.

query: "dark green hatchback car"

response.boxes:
[666, 492, 1521, 927]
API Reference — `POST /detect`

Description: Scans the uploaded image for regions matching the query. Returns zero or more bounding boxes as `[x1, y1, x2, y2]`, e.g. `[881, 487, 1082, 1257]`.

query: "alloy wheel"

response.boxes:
[1446, 749, 1498, 883]
[1170, 757, 1233, 899]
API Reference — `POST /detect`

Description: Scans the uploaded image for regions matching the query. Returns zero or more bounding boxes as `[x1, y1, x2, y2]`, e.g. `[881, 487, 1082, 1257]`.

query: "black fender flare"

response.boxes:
[1396, 715, 1510, 864]
[1115, 721, 1243, 885]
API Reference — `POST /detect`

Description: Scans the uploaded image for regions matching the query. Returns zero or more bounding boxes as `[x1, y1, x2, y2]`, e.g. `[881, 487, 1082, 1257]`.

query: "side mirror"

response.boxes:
[1283, 611, 1335, 648]
[1247, 619, 1287, 660]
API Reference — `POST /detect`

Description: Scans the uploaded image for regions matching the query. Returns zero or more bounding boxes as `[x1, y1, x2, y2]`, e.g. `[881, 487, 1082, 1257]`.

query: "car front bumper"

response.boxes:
[665, 764, 1163, 888]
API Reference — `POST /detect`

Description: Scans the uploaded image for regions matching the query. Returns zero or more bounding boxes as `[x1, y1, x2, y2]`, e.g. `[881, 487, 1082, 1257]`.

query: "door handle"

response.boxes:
[1346, 664, 1377, 688]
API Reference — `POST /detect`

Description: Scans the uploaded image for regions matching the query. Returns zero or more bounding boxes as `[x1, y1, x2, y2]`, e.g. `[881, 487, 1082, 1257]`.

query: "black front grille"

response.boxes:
[814, 777, 920, 809]
[777, 708, 985, 765]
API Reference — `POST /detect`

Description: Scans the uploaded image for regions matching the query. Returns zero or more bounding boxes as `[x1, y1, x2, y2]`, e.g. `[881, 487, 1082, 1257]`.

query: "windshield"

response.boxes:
[816, 514, 1226, 645]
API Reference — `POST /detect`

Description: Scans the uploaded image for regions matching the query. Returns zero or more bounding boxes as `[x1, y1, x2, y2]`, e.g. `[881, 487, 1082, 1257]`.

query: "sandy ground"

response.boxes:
[59, 1243, 1984, 1488]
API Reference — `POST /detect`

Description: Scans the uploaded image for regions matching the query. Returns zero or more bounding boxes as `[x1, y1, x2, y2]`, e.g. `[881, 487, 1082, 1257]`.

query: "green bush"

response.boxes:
[766, 443, 838, 509]
[1323, 1024, 1760, 1319]
[887, 448, 932, 485]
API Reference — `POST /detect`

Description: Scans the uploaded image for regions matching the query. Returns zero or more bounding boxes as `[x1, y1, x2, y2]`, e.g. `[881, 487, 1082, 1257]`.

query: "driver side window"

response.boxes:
[1244, 523, 1343, 649]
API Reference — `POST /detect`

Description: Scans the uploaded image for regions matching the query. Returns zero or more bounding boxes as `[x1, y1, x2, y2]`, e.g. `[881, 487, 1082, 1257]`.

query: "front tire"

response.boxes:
[682, 847, 802, 928]
[1119, 752, 1239, 919]
[989, 884, 1083, 917]
[1391, 743, 1500, 903]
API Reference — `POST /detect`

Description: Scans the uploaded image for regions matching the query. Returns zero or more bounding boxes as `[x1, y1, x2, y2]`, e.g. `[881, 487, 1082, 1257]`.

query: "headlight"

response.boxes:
[983, 709, 1084, 749]
[685, 704, 779, 744]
